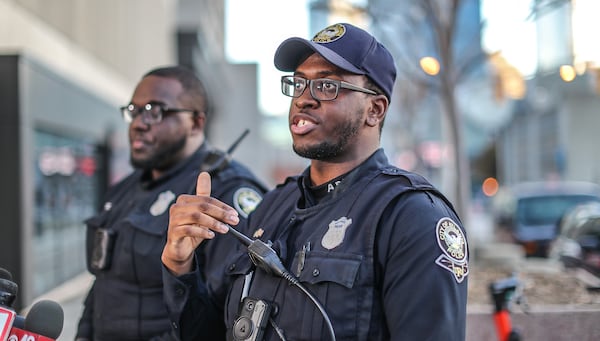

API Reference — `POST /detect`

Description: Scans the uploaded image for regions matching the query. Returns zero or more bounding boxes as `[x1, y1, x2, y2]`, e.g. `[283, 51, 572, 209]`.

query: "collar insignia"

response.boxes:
[321, 216, 352, 250]
[327, 180, 342, 193]
[149, 190, 176, 217]
[434, 217, 469, 283]
[252, 228, 264, 239]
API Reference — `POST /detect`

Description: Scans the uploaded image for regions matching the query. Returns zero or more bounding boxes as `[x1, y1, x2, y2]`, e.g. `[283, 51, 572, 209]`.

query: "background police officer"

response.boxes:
[76, 65, 266, 341]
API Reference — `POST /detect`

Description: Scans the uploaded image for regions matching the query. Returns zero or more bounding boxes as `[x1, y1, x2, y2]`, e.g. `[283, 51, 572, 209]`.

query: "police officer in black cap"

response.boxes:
[162, 23, 468, 340]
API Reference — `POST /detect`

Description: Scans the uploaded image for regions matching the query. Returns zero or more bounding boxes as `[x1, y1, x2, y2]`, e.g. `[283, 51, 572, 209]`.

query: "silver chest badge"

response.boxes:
[149, 190, 176, 216]
[321, 217, 352, 250]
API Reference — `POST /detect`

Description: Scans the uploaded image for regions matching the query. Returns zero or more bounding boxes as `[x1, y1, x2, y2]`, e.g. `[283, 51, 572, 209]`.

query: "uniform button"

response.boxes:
[228, 263, 236, 272]
[312, 268, 320, 277]
[175, 285, 185, 296]
[172, 322, 179, 329]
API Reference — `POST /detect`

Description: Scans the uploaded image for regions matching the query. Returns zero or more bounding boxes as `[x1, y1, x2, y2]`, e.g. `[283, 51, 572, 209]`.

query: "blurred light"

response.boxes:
[488, 51, 526, 100]
[481, 0, 538, 77]
[574, 61, 587, 75]
[559, 65, 576, 82]
[482, 177, 499, 197]
[572, 0, 600, 69]
[78, 156, 97, 177]
[395, 150, 417, 171]
[38, 147, 76, 176]
[420, 56, 440, 75]
[419, 141, 443, 168]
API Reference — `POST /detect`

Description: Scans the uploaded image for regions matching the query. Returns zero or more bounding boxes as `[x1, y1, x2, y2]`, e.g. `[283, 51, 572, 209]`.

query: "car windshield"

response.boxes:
[578, 217, 600, 236]
[516, 195, 600, 226]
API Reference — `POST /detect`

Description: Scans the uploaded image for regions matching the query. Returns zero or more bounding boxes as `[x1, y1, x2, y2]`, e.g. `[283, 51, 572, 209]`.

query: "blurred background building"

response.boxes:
[495, 0, 600, 186]
[1, 0, 599, 310]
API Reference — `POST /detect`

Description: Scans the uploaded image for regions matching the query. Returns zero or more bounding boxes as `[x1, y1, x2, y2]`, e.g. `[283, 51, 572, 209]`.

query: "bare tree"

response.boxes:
[359, 0, 488, 218]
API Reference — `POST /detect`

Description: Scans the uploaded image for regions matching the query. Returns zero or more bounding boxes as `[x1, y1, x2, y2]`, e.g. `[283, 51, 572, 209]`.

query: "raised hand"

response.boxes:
[161, 172, 240, 275]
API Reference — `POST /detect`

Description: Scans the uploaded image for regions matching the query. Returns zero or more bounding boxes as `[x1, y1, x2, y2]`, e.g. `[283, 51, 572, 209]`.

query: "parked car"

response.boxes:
[493, 181, 600, 257]
[549, 201, 600, 276]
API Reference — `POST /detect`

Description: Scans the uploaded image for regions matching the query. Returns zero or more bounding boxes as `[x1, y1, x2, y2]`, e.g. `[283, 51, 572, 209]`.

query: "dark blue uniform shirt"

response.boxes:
[164, 149, 468, 340]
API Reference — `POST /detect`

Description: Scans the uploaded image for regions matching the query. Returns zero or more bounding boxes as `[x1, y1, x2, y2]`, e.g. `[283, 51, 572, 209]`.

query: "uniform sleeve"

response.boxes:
[162, 259, 226, 341]
[197, 176, 265, 307]
[168, 176, 266, 341]
[376, 190, 469, 340]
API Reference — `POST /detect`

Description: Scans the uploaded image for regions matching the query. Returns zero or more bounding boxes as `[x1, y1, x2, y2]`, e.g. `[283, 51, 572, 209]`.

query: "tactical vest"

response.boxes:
[224, 166, 454, 340]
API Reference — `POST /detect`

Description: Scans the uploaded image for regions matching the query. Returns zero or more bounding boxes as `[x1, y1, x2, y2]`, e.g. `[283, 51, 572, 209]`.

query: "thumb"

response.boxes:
[196, 171, 212, 196]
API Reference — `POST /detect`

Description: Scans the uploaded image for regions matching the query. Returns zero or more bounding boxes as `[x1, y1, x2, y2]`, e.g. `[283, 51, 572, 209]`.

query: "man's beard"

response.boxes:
[130, 135, 187, 171]
[293, 115, 360, 161]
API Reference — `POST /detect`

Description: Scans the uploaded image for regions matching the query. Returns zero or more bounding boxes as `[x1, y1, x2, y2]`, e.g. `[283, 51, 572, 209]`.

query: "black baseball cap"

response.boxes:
[274, 23, 397, 100]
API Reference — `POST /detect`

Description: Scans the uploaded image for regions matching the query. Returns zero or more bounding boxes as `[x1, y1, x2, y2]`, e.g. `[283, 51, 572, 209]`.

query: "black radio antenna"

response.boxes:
[202, 128, 250, 175]
[226, 128, 249, 155]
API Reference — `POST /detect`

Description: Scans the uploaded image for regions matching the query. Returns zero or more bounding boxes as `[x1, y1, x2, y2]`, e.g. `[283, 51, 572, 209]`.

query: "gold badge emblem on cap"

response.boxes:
[434, 217, 469, 283]
[149, 190, 176, 216]
[312, 23, 346, 43]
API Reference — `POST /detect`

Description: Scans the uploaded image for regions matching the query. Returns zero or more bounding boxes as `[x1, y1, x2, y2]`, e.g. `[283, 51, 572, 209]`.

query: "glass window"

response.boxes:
[516, 195, 600, 226]
[33, 129, 106, 297]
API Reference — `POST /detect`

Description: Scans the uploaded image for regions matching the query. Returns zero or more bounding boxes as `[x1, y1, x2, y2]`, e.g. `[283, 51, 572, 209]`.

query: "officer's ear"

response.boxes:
[366, 94, 387, 128]
[191, 111, 207, 132]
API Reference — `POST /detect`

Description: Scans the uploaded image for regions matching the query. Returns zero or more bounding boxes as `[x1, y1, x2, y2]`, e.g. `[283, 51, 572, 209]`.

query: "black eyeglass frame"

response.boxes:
[120, 103, 198, 125]
[281, 75, 378, 101]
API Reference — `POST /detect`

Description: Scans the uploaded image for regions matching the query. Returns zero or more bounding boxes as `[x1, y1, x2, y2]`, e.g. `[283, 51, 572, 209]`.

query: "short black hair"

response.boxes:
[144, 65, 211, 116]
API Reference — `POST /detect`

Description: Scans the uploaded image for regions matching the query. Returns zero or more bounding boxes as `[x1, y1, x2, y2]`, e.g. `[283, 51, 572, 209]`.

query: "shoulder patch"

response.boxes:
[434, 217, 469, 283]
[233, 187, 263, 218]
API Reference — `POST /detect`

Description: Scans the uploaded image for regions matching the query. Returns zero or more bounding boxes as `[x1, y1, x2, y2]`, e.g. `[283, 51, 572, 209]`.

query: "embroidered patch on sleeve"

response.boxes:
[434, 217, 469, 283]
[233, 187, 263, 218]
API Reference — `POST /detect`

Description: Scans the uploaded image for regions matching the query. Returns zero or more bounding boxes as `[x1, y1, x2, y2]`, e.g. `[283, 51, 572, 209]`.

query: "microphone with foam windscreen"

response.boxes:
[0, 268, 18, 307]
[24, 300, 64, 340]
[0, 268, 18, 341]
[8, 299, 64, 341]
[0, 267, 64, 341]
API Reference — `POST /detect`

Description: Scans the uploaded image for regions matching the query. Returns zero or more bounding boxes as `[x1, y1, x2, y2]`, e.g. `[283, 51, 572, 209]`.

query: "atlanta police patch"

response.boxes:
[232, 187, 263, 218]
[434, 217, 469, 283]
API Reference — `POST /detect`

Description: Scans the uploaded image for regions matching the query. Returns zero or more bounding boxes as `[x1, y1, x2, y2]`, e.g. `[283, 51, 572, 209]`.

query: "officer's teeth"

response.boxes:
[298, 120, 307, 127]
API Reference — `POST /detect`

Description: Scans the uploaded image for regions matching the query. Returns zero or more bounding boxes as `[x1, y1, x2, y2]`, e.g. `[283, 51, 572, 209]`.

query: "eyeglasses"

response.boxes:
[120, 103, 197, 125]
[281, 75, 377, 101]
